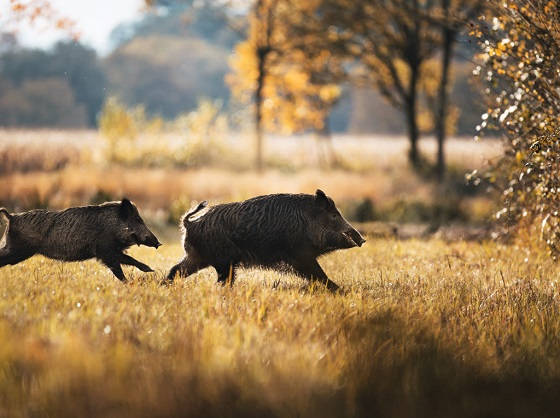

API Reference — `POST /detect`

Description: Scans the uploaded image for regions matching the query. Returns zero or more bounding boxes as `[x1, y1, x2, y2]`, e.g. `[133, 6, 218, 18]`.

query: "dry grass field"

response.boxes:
[1, 238, 560, 417]
[4, 130, 556, 417]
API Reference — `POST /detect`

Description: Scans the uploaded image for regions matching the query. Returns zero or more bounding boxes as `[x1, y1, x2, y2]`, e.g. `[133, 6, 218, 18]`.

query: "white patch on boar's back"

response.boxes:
[0, 212, 8, 249]
[187, 208, 208, 223]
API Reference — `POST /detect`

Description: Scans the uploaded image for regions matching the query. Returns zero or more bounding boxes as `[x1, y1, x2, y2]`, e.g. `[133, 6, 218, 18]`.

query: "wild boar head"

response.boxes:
[119, 199, 161, 249]
[311, 189, 365, 252]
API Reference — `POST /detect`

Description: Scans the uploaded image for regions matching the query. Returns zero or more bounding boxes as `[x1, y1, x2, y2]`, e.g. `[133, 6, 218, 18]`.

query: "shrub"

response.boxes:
[475, 1, 560, 257]
[99, 97, 237, 168]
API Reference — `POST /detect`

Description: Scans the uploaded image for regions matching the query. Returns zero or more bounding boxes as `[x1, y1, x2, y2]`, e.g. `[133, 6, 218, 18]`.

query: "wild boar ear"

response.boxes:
[119, 198, 134, 219]
[315, 189, 329, 209]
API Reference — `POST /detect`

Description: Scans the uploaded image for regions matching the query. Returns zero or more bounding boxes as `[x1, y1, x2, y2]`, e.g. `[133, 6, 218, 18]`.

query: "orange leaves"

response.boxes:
[4, 0, 77, 38]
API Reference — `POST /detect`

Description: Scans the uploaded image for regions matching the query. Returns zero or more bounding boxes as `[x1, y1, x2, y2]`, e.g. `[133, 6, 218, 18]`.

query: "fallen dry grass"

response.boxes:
[1, 238, 560, 417]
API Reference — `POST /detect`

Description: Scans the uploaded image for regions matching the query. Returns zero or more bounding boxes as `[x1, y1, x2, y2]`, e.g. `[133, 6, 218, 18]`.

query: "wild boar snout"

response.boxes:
[131, 225, 160, 248]
[346, 227, 366, 247]
[144, 233, 161, 249]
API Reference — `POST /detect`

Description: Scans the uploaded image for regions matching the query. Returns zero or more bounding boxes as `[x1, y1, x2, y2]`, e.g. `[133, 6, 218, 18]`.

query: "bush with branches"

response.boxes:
[476, 0, 560, 256]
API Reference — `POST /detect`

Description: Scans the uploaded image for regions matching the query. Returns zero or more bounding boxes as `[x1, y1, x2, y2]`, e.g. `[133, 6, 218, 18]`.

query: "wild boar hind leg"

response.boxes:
[0, 247, 34, 268]
[118, 253, 154, 273]
[215, 263, 237, 287]
[166, 256, 205, 282]
[291, 258, 340, 292]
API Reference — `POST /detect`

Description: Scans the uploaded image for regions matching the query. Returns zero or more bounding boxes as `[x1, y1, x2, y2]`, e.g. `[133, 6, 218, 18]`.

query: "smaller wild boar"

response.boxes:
[167, 190, 365, 291]
[0, 199, 161, 281]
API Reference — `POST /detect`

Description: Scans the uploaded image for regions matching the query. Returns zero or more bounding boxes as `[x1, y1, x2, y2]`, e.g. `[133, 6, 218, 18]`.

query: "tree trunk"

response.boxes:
[407, 66, 420, 168]
[315, 114, 338, 168]
[253, 0, 272, 173]
[407, 1, 421, 169]
[255, 55, 265, 172]
[435, 0, 455, 182]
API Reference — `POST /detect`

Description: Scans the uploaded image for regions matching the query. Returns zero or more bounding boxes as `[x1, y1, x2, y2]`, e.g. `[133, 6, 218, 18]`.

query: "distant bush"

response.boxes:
[344, 198, 378, 223]
[0, 41, 106, 127]
[99, 97, 247, 169]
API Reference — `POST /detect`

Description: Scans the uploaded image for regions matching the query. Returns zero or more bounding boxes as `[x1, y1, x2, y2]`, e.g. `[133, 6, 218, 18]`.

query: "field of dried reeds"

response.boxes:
[0, 130, 500, 225]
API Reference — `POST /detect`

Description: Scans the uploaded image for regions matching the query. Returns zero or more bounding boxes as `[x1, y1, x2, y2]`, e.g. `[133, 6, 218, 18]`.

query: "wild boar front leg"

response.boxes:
[103, 261, 126, 282]
[292, 258, 340, 292]
[96, 245, 128, 281]
[97, 254, 127, 282]
[118, 253, 154, 273]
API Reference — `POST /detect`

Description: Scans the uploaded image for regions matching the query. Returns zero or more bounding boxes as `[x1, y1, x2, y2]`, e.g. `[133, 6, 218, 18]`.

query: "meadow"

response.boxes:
[3, 130, 558, 417]
[1, 238, 560, 417]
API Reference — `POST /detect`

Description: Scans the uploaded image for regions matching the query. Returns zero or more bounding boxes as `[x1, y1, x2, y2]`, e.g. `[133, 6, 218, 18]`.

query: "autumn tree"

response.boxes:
[427, 0, 486, 181]
[286, 0, 485, 175]
[475, 0, 560, 256]
[228, 0, 345, 168]
[300, 0, 441, 168]
[161, 0, 277, 171]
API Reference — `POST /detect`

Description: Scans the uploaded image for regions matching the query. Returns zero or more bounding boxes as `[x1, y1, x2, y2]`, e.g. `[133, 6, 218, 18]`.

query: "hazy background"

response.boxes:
[0, 0, 483, 134]
[0, 0, 498, 238]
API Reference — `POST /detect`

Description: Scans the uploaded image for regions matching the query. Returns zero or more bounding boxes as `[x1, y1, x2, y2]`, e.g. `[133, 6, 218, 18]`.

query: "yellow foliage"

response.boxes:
[98, 98, 235, 168]
[227, 0, 342, 134]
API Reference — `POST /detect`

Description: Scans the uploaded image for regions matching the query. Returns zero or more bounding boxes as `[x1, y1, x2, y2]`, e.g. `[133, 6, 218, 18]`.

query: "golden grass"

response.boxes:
[1, 238, 560, 417]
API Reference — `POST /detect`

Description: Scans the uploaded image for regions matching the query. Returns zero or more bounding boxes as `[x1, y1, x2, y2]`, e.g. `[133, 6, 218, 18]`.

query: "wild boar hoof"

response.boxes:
[160, 278, 173, 286]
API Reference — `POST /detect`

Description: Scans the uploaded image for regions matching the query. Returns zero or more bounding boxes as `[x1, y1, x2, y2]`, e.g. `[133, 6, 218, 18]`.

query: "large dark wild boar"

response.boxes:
[167, 190, 365, 291]
[0, 199, 161, 281]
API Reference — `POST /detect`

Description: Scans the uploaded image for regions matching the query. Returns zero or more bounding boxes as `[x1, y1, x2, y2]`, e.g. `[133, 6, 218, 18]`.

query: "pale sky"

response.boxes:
[2, 0, 146, 55]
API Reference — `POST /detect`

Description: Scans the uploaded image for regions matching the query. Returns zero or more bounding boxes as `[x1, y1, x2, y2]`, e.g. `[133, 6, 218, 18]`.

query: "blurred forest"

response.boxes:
[0, 1, 483, 135]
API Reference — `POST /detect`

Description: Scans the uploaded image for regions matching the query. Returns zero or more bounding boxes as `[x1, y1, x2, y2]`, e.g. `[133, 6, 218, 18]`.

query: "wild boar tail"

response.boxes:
[0, 208, 11, 221]
[182, 201, 208, 228]
[0, 209, 10, 247]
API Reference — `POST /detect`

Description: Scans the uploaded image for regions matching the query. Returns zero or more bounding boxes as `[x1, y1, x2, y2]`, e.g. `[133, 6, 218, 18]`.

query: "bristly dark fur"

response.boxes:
[167, 190, 365, 291]
[0, 199, 161, 281]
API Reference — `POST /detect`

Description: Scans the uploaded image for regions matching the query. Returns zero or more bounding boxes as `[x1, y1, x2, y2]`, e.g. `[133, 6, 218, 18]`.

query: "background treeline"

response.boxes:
[0, 2, 482, 135]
